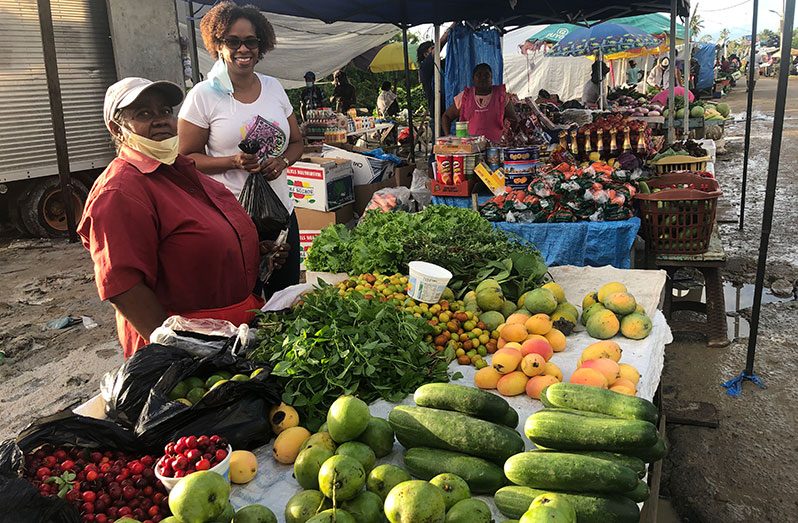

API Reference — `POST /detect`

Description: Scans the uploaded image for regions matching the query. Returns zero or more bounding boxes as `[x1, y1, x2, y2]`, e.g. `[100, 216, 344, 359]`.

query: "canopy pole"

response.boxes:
[401, 24, 415, 162]
[642, 53, 649, 94]
[683, 9, 690, 137]
[434, 24, 442, 141]
[740, 0, 760, 230]
[667, 0, 677, 144]
[187, 0, 201, 85]
[599, 49, 605, 111]
[724, 0, 796, 397]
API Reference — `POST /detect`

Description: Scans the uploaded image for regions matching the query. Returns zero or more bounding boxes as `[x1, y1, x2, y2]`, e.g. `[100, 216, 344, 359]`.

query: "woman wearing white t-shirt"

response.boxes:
[178, 1, 303, 296]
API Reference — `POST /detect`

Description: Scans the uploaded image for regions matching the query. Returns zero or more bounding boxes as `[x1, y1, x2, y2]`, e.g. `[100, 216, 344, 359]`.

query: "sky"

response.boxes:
[411, 0, 793, 52]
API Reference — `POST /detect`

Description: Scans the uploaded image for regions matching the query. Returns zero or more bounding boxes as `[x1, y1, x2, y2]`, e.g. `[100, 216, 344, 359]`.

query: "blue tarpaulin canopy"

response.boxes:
[693, 42, 716, 90]
[527, 14, 686, 43]
[190, 0, 689, 27]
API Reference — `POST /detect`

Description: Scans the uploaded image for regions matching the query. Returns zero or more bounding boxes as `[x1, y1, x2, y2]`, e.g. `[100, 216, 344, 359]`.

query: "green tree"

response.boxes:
[793, 31, 798, 50]
[690, 13, 704, 37]
[758, 28, 779, 45]
[700, 35, 713, 43]
[719, 28, 730, 42]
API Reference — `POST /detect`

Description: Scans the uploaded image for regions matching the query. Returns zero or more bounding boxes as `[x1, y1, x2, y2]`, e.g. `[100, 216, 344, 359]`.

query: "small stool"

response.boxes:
[648, 226, 730, 348]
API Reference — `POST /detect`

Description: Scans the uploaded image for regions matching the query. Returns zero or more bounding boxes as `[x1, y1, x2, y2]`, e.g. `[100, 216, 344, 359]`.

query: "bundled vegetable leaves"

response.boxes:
[250, 285, 456, 428]
[305, 206, 548, 301]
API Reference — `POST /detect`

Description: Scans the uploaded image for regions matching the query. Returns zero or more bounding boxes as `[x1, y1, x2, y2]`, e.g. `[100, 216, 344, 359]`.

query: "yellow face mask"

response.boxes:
[117, 124, 179, 165]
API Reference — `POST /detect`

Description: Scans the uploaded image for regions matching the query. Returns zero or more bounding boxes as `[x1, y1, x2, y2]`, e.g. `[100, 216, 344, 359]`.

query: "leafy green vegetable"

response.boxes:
[305, 206, 548, 301]
[250, 285, 455, 428]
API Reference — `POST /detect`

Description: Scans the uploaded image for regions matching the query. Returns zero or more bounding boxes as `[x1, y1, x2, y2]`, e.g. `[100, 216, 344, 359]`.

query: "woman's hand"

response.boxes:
[260, 240, 290, 270]
[232, 152, 261, 173]
[260, 156, 288, 180]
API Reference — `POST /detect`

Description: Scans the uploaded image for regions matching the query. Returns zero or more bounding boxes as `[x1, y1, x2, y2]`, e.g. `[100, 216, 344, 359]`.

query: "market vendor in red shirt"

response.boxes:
[79, 77, 286, 358]
[442, 63, 518, 142]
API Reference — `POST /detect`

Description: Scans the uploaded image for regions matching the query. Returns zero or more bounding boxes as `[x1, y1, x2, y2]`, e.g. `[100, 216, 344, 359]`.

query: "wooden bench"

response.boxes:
[647, 225, 730, 348]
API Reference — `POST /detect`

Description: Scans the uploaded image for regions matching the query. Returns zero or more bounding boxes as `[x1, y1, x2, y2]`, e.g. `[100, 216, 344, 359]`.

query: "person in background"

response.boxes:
[376, 81, 399, 118]
[80, 77, 287, 358]
[330, 69, 356, 113]
[418, 31, 449, 127]
[535, 89, 561, 106]
[441, 63, 518, 143]
[300, 71, 325, 121]
[626, 59, 641, 86]
[689, 54, 701, 92]
[582, 52, 610, 107]
[177, 1, 302, 298]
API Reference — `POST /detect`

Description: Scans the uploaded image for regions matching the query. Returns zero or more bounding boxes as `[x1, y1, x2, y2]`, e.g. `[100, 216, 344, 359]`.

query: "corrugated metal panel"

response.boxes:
[0, 0, 116, 184]
[0, 0, 58, 182]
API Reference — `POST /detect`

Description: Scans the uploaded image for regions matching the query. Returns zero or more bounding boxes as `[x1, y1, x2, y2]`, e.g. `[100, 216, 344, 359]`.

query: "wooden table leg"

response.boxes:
[703, 267, 730, 348]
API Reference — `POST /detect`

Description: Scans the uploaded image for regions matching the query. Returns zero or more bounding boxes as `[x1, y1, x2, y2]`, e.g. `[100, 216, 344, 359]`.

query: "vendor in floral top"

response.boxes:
[442, 63, 518, 142]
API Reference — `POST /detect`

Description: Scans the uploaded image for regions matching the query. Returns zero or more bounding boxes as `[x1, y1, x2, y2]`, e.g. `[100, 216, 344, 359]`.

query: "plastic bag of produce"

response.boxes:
[363, 187, 414, 214]
[238, 139, 290, 241]
[0, 412, 142, 523]
[134, 347, 281, 451]
[410, 168, 432, 209]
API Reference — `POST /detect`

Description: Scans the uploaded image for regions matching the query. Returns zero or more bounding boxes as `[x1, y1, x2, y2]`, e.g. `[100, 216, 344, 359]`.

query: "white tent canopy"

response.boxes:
[503, 50, 591, 101]
[177, 1, 397, 90]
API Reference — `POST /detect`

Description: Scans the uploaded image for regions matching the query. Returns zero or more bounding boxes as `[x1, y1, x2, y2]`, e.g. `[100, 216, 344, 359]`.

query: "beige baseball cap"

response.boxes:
[103, 77, 184, 131]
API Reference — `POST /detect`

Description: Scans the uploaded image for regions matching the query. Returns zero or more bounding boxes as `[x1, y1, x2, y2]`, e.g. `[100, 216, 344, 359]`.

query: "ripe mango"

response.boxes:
[582, 291, 599, 311]
[542, 362, 563, 382]
[273, 426, 312, 464]
[474, 366, 502, 389]
[604, 292, 638, 316]
[581, 303, 606, 326]
[569, 368, 609, 388]
[501, 300, 518, 319]
[496, 371, 529, 396]
[520, 337, 553, 361]
[544, 328, 567, 352]
[598, 282, 627, 303]
[520, 353, 546, 377]
[581, 358, 620, 384]
[618, 363, 641, 385]
[580, 341, 622, 363]
[526, 375, 559, 399]
[542, 282, 566, 304]
[477, 287, 505, 312]
[492, 348, 523, 374]
[586, 309, 620, 340]
[500, 323, 529, 343]
[620, 313, 653, 340]
[524, 314, 553, 335]
[479, 311, 505, 332]
[506, 312, 532, 325]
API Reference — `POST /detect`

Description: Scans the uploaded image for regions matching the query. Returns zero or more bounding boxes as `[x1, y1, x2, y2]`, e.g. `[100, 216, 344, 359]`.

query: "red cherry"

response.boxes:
[90, 452, 103, 463]
[122, 486, 137, 500]
[82, 491, 97, 503]
[174, 470, 186, 478]
[86, 470, 98, 482]
[197, 435, 210, 448]
[174, 442, 187, 454]
[143, 486, 154, 497]
[141, 455, 154, 467]
[129, 461, 145, 475]
[214, 449, 228, 462]
[61, 460, 75, 471]
[164, 443, 175, 456]
[185, 436, 198, 449]
[99, 462, 111, 473]
[195, 459, 211, 471]
[45, 455, 57, 467]
[106, 507, 118, 518]
[173, 456, 188, 470]
[95, 515, 108, 523]
[209, 435, 222, 445]
[82, 502, 95, 514]
[176, 436, 188, 448]
[54, 449, 67, 460]
[83, 515, 95, 522]
[36, 466, 51, 478]
[118, 507, 132, 516]
[184, 449, 201, 462]
[148, 505, 160, 517]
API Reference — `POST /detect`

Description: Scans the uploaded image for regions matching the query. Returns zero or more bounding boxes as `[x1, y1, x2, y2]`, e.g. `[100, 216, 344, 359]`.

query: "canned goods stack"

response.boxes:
[502, 147, 541, 190]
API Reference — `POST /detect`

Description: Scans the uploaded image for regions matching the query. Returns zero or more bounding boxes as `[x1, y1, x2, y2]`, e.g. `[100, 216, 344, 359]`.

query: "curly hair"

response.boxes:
[199, 2, 276, 60]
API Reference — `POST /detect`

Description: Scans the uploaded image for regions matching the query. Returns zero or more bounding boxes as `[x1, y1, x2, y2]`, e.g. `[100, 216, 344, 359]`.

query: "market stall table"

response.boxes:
[432, 195, 641, 268]
[73, 266, 671, 522]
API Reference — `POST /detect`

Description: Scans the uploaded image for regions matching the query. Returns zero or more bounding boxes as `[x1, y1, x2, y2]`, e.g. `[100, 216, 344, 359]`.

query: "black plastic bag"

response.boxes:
[0, 412, 141, 523]
[135, 348, 282, 451]
[101, 344, 189, 429]
[238, 139, 290, 240]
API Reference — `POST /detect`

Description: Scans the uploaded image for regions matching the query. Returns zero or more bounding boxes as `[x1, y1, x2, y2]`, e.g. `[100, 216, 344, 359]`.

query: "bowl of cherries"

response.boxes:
[155, 435, 231, 491]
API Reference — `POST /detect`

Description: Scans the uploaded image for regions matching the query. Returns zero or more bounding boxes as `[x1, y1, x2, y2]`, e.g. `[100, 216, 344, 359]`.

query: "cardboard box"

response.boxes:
[320, 144, 393, 186]
[297, 204, 354, 270]
[431, 178, 477, 197]
[287, 157, 355, 211]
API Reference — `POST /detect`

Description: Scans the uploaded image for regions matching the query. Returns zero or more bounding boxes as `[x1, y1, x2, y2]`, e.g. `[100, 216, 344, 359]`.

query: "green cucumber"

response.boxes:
[543, 408, 615, 419]
[389, 406, 524, 464]
[623, 435, 668, 463]
[542, 383, 658, 424]
[504, 451, 638, 494]
[403, 447, 505, 494]
[623, 479, 650, 502]
[413, 383, 510, 424]
[494, 486, 640, 522]
[524, 410, 658, 451]
[501, 406, 520, 429]
[550, 451, 647, 479]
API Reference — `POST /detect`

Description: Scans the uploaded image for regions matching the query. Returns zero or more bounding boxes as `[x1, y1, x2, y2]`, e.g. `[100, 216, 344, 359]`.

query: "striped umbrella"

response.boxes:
[546, 22, 661, 57]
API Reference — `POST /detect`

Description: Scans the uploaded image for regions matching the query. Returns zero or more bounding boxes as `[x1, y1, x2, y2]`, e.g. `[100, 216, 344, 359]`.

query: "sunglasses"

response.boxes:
[222, 37, 260, 51]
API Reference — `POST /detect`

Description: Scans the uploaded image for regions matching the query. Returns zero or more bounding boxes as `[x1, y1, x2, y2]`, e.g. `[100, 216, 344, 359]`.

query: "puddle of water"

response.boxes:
[723, 282, 793, 339]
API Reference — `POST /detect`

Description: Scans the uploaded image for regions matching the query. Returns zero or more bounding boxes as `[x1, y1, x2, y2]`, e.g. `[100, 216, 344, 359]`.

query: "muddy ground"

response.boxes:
[0, 77, 796, 522]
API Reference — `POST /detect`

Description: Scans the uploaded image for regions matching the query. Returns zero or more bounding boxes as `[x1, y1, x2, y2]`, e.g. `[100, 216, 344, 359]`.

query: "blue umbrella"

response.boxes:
[546, 22, 662, 57]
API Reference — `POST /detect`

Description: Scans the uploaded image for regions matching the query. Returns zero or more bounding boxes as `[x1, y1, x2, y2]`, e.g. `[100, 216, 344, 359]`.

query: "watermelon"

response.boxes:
[690, 106, 705, 118]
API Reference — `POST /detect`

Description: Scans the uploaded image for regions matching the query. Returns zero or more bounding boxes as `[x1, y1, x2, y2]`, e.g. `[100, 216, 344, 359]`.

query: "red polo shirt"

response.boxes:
[78, 146, 261, 357]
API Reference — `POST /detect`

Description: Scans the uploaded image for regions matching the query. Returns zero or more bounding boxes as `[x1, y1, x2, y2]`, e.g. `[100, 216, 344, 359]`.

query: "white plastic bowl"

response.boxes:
[155, 444, 232, 491]
[407, 261, 453, 304]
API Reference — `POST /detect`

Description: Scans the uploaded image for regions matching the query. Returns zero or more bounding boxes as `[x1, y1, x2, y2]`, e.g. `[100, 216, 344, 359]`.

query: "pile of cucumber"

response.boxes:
[497, 383, 666, 522]
[388, 383, 524, 494]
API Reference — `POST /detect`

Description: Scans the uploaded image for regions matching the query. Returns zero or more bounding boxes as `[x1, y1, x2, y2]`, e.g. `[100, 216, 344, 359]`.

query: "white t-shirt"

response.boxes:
[179, 73, 294, 213]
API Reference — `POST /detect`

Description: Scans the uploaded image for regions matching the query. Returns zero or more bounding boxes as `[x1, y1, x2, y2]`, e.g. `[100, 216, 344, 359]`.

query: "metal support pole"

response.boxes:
[434, 24, 442, 141]
[683, 10, 691, 137]
[744, 0, 795, 378]
[667, 0, 677, 144]
[642, 53, 649, 94]
[740, 0, 760, 230]
[187, 0, 201, 85]
[37, 0, 77, 242]
[401, 25, 415, 162]
[599, 49, 605, 110]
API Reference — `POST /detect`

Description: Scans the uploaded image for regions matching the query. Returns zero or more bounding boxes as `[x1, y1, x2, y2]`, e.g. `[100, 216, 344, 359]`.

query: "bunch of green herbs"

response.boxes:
[305, 206, 548, 301]
[250, 285, 457, 428]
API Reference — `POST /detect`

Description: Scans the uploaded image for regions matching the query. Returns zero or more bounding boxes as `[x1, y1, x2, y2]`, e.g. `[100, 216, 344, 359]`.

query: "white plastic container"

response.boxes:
[407, 261, 453, 304]
[155, 444, 232, 491]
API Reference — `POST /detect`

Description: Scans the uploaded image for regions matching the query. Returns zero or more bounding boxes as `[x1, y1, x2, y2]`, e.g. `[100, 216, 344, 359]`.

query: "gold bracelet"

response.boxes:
[280, 155, 290, 168]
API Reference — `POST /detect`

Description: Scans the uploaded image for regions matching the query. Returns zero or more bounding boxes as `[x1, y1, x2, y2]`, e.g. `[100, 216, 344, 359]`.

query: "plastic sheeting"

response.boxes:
[177, 1, 397, 90]
[432, 195, 641, 268]
[693, 42, 716, 91]
[444, 24, 504, 110]
[503, 50, 592, 102]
